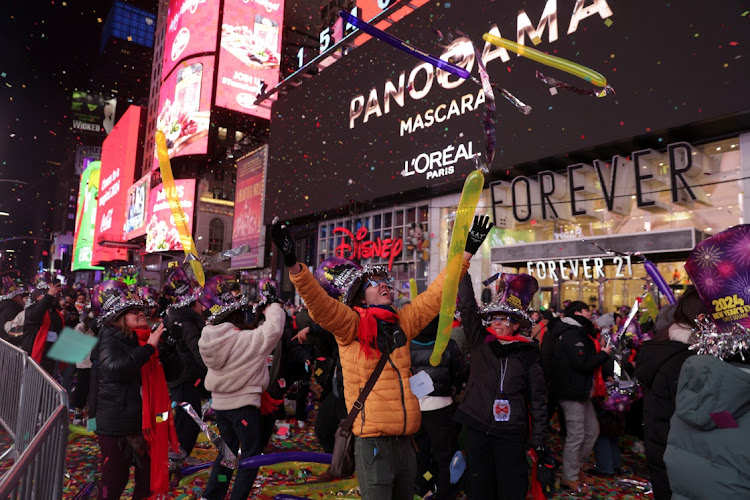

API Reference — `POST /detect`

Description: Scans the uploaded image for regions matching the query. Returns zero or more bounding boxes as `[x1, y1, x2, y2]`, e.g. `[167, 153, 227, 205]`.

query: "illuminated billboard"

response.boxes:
[231, 146, 267, 269]
[93, 106, 143, 265]
[162, 0, 220, 81]
[146, 179, 196, 253]
[125, 173, 151, 240]
[154, 55, 214, 169]
[266, 0, 750, 223]
[72, 162, 104, 271]
[215, 0, 285, 119]
[70, 91, 117, 135]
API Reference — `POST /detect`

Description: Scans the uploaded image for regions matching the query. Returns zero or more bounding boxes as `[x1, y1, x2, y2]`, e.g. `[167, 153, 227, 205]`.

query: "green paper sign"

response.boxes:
[46, 327, 98, 364]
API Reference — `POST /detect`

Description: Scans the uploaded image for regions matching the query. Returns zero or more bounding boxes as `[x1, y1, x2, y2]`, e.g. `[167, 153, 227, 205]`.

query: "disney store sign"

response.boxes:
[333, 226, 404, 270]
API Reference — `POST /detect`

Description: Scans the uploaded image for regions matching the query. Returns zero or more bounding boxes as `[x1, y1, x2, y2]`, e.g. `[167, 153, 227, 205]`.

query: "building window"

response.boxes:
[208, 218, 225, 253]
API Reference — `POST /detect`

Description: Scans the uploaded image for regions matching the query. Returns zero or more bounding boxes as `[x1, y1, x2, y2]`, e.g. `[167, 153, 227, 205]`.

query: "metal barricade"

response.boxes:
[0, 338, 69, 500]
[0, 340, 27, 461]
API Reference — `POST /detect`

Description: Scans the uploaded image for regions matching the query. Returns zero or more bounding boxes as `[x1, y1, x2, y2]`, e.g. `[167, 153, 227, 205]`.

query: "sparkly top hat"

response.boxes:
[137, 286, 159, 308]
[199, 275, 248, 324]
[315, 257, 392, 307]
[92, 280, 146, 322]
[479, 273, 538, 331]
[684, 224, 750, 358]
[162, 267, 201, 309]
[33, 271, 52, 291]
[1, 276, 27, 300]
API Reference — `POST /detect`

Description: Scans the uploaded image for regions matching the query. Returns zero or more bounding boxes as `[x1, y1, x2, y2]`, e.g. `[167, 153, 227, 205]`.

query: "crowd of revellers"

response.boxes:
[0, 217, 748, 499]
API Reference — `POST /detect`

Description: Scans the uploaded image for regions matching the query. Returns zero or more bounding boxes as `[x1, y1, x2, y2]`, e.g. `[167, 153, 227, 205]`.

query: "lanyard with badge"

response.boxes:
[493, 358, 511, 422]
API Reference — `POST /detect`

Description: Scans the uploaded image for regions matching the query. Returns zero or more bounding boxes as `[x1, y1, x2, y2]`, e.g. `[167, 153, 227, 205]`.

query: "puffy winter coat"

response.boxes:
[289, 258, 470, 438]
[410, 319, 467, 399]
[199, 303, 286, 411]
[664, 355, 750, 499]
[454, 274, 547, 447]
[550, 316, 609, 401]
[164, 305, 206, 388]
[21, 294, 63, 356]
[634, 324, 694, 500]
[94, 324, 183, 436]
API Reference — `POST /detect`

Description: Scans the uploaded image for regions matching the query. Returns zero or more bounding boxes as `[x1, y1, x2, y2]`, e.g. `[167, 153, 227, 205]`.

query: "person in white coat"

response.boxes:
[198, 276, 286, 500]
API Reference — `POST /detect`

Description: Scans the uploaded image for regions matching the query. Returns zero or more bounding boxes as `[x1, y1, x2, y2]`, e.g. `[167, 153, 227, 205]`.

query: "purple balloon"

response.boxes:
[644, 259, 676, 305]
[180, 451, 332, 477]
[339, 11, 470, 79]
[72, 482, 95, 500]
[275, 496, 311, 500]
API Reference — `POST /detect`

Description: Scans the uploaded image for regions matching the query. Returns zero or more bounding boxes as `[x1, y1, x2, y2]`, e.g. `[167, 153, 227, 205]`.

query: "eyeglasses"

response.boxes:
[126, 309, 147, 317]
[488, 315, 514, 327]
[365, 277, 392, 289]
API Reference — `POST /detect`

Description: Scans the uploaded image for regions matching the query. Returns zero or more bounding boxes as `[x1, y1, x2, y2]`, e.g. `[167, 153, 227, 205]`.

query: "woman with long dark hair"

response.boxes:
[635, 286, 707, 500]
[91, 280, 183, 500]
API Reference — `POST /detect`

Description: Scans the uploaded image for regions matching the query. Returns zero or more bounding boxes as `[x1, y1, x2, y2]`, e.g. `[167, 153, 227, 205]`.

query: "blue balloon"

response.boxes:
[449, 450, 466, 484]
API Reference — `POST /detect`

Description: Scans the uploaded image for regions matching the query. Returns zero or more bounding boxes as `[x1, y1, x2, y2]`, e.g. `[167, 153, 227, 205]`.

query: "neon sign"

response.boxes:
[333, 226, 403, 270]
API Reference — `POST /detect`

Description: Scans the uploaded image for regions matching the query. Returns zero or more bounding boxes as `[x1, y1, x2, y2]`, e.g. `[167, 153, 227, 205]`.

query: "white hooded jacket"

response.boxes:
[199, 302, 285, 411]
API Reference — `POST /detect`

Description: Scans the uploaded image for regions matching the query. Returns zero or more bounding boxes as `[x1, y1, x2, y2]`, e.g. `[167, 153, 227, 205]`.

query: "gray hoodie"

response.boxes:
[664, 355, 750, 499]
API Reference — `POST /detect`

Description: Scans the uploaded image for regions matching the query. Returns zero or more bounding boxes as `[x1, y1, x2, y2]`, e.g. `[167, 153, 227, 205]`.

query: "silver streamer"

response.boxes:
[179, 402, 238, 469]
[202, 244, 252, 265]
[690, 317, 750, 360]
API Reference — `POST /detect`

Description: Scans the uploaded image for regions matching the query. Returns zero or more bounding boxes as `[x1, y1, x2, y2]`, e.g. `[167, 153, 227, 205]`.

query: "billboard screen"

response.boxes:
[215, 0, 285, 119]
[72, 162, 104, 271]
[70, 91, 117, 135]
[154, 55, 214, 169]
[162, 0, 220, 81]
[146, 179, 196, 253]
[266, 0, 750, 223]
[231, 146, 267, 269]
[125, 173, 151, 240]
[93, 106, 143, 264]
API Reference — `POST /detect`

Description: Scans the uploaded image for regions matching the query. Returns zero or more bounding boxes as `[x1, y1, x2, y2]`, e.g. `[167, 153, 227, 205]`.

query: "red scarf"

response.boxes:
[134, 329, 180, 497]
[353, 306, 400, 360]
[591, 335, 608, 399]
[31, 309, 65, 364]
[485, 328, 533, 344]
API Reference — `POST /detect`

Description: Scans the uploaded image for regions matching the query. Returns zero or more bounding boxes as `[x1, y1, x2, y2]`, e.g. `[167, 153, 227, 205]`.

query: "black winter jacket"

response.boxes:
[92, 324, 183, 436]
[21, 294, 63, 355]
[410, 317, 467, 398]
[454, 275, 547, 447]
[550, 316, 609, 402]
[635, 338, 693, 500]
[164, 305, 206, 388]
[0, 299, 23, 341]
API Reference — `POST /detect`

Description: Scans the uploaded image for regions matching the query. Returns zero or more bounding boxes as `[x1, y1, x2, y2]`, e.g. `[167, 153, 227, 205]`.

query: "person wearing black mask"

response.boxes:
[22, 273, 64, 374]
[550, 300, 612, 491]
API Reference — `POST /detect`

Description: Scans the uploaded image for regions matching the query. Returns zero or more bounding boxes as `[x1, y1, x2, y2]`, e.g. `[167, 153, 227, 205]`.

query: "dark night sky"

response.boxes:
[1, 0, 111, 277]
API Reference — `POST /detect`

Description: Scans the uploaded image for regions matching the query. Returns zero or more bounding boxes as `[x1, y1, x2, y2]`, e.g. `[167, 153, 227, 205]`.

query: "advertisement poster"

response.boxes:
[162, 0, 220, 81]
[215, 0, 285, 119]
[146, 179, 196, 253]
[72, 162, 104, 271]
[124, 173, 151, 239]
[93, 106, 142, 264]
[231, 146, 267, 269]
[266, 0, 750, 223]
[154, 55, 214, 169]
[70, 91, 117, 136]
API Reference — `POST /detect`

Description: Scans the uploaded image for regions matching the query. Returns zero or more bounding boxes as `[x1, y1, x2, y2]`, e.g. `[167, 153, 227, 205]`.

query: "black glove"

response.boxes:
[465, 215, 494, 255]
[270, 217, 298, 267]
[158, 324, 180, 358]
[534, 445, 557, 498]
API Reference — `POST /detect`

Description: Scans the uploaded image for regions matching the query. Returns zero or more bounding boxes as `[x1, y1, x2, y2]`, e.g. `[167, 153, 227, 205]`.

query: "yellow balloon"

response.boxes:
[409, 278, 418, 302]
[430, 170, 484, 366]
[482, 33, 608, 87]
[155, 131, 206, 286]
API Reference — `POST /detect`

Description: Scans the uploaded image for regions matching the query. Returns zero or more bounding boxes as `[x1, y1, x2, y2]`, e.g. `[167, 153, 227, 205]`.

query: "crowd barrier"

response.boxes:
[0, 338, 69, 500]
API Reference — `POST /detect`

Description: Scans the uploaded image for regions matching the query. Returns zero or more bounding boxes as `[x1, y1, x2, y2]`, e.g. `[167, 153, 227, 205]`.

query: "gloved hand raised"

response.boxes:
[270, 217, 298, 267]
[465, 215, 494, 255]
[534, 445, 557, 498]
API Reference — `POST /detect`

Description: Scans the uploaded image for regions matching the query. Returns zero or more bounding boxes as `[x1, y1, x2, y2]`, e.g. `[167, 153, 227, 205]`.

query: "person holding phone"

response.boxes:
[22, 272, 65, 374]
[91, 280, 183, 500]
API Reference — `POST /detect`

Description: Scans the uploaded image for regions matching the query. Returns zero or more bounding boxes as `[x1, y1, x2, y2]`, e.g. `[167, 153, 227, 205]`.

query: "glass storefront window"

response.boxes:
[317, 202, 431, 295]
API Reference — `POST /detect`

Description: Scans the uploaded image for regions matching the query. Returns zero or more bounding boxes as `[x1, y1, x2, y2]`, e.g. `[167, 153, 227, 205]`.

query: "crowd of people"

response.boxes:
[0, 219, 748, 499]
